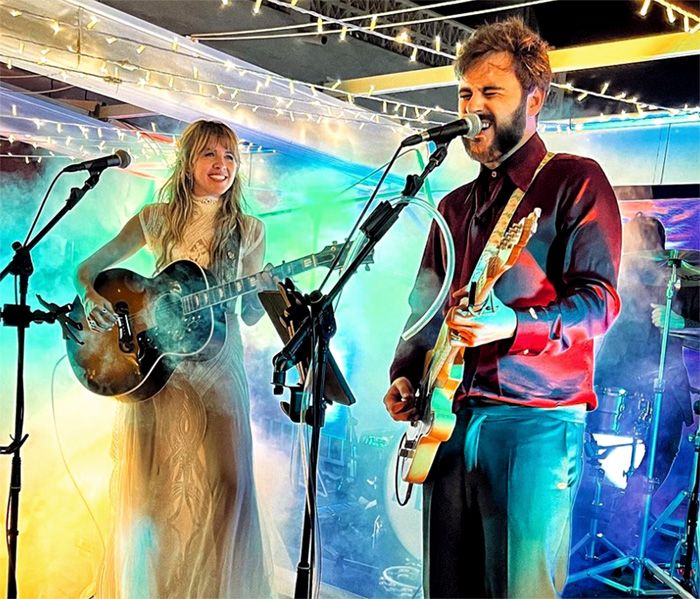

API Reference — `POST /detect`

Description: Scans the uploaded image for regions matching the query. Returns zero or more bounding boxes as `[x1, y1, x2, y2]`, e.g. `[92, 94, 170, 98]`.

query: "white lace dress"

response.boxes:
[96, 199, 271, 598]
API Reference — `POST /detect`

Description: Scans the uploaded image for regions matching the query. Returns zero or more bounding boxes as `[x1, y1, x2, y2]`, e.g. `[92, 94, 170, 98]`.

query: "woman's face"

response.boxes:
[191, 137, 238, 198]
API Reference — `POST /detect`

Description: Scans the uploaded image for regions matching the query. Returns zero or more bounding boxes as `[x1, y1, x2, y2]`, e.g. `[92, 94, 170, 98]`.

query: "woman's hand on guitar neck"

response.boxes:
[81, 287, 117, 332]
[383, 377, 418, 422]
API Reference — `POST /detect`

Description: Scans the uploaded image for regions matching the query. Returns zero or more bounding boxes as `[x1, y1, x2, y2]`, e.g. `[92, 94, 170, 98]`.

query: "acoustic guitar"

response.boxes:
[65, 242, 371, 402]
[397, 209, 541, 484]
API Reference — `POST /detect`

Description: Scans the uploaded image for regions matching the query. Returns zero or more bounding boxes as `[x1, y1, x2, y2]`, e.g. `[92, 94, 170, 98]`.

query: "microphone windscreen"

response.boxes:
[115, 149, 132, 169]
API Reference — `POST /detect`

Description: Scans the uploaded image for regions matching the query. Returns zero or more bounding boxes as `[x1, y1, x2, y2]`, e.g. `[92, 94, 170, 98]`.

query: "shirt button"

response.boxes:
[491, 171, 497, 178]
[523, 349, 530, 355]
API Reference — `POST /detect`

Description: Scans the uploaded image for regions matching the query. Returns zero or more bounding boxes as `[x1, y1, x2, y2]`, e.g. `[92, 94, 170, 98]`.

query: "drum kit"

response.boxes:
[570, 248, 700, 597]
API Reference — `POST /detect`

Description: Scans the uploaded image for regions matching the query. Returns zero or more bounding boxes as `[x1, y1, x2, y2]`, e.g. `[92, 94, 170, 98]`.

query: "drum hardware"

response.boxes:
[571, 431, 628, 561]
[569, 251, 694, 597]
[668, 425, 700, 595]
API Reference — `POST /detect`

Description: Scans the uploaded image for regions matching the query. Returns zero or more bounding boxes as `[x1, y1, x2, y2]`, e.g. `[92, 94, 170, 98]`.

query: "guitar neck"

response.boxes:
[181, 253, 320, 314]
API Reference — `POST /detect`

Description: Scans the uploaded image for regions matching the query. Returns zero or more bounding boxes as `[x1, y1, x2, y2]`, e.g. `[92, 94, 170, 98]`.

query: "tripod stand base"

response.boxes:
[568, 555, 694, 598]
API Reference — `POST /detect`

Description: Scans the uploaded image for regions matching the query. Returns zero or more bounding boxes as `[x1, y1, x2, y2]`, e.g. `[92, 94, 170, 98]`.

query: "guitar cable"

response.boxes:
[50, 354, 107, 558]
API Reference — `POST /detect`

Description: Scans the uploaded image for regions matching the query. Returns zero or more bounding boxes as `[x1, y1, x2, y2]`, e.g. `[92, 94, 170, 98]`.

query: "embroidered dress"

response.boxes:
[97, 198, 271, 598]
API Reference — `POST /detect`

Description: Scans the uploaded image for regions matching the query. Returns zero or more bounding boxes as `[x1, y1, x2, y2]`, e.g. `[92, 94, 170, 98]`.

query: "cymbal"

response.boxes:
[624, 248, 700, 286]
[670, 329, 700, 351]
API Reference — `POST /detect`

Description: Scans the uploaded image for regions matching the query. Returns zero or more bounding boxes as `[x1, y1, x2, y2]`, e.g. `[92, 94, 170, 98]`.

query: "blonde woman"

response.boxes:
[76, 120, 272, 597]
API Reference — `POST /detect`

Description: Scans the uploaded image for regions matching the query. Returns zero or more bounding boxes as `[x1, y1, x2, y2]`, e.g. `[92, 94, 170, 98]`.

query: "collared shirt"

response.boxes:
[390, 134, 622, 409]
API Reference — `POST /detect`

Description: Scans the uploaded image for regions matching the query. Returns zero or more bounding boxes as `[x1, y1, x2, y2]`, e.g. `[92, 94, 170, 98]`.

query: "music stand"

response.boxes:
[258, 286, 355, 413]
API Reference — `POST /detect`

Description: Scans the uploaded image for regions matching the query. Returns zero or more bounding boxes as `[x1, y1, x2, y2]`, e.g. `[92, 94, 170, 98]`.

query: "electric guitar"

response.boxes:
[397, 208, 541, 484]
[65, 242, 372, 402]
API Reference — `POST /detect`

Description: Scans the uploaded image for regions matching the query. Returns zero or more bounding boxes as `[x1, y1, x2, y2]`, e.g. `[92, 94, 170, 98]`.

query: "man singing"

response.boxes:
[383, 18, 622, 598]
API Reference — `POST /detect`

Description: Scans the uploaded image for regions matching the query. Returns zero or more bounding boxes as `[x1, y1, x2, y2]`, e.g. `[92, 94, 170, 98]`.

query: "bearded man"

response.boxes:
[383, 18, 622, 599]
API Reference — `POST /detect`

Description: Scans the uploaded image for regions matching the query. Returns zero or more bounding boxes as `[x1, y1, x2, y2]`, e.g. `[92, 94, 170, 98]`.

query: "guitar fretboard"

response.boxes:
[181, 254, 321, 314]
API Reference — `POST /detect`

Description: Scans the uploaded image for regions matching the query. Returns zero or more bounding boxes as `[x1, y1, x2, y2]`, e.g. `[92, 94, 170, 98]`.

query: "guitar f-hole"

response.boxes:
[114, 301, 135, 353]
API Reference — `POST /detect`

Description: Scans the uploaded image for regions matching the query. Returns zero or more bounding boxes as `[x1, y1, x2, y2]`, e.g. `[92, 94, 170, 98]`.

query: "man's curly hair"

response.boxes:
[455, 17, 552, 94]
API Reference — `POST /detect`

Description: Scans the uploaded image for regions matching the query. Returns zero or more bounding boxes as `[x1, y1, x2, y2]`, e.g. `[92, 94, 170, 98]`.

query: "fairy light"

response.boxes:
[410, 47, 418, 62]
[222, 0, 230, 5]
[253, 0, 262, 15]
[105, 37, 117, 44]
[340, 25, 347, 41]
[6, 59, 12, 70]
[396, 30, 410, 44]
[316, 18, 323, 34]
[666, 5, 677, 22]
[11, 104, 17, 116]
[600, 81, 610, 95]
[18, 42, 24, 54]
[370, 15, 378, 31]
[455, 40, 463, 55]
[577, 91, 588, 101]
[640, 0, 652, 16]
[434, 35, 441, 52]
[51, 20, 61, 34]
[9, 9, 22, 17]
[331, 79, 341, 90]
[136, 44, 145, 54]
[684, 15, 690, 31]
[86, 15, 98, 30]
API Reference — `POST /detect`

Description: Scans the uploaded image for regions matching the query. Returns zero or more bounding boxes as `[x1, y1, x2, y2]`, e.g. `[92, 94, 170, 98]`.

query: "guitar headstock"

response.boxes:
[496, 207, 541, 270]
[315, 241, 375, 271]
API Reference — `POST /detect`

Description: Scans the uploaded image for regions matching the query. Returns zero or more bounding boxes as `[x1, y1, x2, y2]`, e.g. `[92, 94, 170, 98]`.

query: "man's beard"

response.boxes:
[463, 96, 528, 164]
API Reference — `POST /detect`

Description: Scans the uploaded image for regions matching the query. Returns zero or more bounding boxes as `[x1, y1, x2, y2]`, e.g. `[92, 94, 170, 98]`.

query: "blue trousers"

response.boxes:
[422, 404, 585, 598]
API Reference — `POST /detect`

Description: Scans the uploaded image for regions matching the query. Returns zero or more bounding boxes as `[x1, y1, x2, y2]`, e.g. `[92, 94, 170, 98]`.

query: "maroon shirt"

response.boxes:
[390, 134, 622, 409]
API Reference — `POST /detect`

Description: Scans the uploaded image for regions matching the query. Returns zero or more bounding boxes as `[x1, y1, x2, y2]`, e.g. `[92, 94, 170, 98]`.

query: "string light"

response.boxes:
[253, 0, 262, 15]
[640, 0, 652, 16]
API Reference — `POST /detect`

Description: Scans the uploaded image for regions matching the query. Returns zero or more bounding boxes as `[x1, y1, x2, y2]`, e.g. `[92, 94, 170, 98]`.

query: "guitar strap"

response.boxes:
[467, 151, 555, 292]
[459, 150, 556, 396]
[221, 223, 241, 313]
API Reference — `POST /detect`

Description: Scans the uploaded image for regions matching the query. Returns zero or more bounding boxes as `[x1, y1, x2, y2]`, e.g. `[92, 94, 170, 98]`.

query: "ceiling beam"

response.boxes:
[337, 31, 700, 95]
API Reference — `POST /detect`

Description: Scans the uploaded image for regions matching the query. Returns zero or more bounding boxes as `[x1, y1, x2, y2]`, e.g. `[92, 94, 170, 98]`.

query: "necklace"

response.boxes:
[193, 194, 220, 205]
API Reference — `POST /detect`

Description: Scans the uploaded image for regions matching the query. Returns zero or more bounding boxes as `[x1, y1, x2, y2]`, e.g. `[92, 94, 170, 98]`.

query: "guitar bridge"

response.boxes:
[115, 301, 135, 353]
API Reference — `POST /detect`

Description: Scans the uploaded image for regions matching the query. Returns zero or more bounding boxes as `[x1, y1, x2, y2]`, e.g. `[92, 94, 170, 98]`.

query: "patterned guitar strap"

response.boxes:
[221, 223, 241, 313]
[459, 150, 556, 395]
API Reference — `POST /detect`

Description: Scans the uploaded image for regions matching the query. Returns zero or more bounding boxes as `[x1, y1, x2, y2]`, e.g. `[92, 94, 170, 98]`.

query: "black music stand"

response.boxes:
[258, 286, 355, 416]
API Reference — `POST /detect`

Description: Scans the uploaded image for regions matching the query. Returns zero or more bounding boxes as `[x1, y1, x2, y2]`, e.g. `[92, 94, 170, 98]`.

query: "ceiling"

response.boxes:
[0, 0, 699, 172]
[101, 0, 700, 120]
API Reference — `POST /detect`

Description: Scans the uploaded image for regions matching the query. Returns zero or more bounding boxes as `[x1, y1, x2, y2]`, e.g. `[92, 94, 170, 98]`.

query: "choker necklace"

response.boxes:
[194, 195, 220, 205]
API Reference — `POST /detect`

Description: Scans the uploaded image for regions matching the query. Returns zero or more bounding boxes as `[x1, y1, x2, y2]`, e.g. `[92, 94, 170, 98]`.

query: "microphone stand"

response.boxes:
[0, 169, 100, 597]
[272, 143, 448, 599]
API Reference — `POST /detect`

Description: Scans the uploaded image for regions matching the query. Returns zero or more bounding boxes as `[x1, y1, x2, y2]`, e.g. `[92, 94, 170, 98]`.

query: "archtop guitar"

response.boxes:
[65, 242, 372, 402]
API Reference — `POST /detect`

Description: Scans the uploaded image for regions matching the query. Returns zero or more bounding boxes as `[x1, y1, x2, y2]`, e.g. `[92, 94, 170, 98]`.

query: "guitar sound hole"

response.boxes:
[152, 292, 185, 341]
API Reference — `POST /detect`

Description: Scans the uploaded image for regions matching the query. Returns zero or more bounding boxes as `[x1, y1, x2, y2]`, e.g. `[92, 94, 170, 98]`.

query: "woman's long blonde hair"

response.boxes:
[156, 120, 247, 279]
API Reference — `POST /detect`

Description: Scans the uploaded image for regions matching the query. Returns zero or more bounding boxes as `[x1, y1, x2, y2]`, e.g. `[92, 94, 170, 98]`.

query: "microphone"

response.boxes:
[64, 149, 131, 173]
[401, 113, 482, 147]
